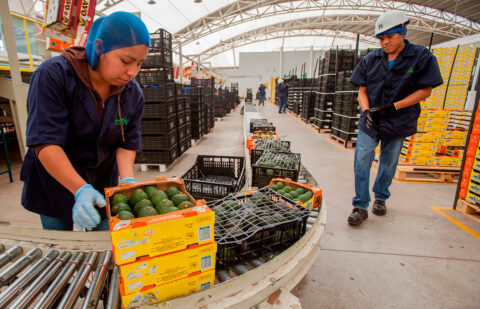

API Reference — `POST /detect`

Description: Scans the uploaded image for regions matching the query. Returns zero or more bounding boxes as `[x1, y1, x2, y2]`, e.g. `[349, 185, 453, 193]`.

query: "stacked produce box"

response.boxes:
[398, 109, 468, 166]
[135, 29, 178, 165]
[331, 70, 359, 144]
[286, 78, 302, 114]
[175, 83, 192, 157]
[423, 46, 478, 110]
[192, 78, 215, 134]
[104, 178, 216, 307]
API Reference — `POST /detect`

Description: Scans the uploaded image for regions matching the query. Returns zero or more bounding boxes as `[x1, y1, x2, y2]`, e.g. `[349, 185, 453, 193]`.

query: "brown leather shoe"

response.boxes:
[372, 200, 387, 216]
[348, 208, 368, 226]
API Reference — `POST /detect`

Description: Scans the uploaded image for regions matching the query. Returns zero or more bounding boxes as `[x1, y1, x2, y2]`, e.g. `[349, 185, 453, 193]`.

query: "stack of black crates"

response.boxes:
[300, 78, 317, 123]
[175, 83, 192, 157]
[187, 86, 204, 140]
[332, 69, 360, 144]
[135, 29, 180, 165]
[191, 78, 215, 135]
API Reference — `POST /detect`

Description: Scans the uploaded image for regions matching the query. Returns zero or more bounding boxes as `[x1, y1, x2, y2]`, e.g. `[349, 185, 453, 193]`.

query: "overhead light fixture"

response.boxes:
[194, 0, 202, 3]
[148, 0, 156, 4]
[105, 0, 112, 7]
[196, 41, 200, 45]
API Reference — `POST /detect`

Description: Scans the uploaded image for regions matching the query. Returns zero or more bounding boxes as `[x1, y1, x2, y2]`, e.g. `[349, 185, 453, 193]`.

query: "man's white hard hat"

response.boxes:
[278, 78, 284, 83]
[375, 10, 409, 37]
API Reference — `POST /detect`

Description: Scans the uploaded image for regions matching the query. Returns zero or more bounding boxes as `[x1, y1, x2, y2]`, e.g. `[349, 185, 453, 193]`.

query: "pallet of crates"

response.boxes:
[104, 177, 216, 308]
[300, 90, 315, 123]
[214, 95, 225, 118]
[189, 87, 205, 141]
[182, 155, 246, 202]
[312, 92, 334, 133]
[208, 186, 310, 267]
[252, 150, 301, 188]
[250, 137, 291, 165]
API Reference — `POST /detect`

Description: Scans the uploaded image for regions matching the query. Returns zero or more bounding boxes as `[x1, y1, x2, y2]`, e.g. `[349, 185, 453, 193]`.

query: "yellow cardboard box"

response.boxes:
[466, 191, 480, 205]
[399, 155, 432, 165]
[442, 139, 466, 147]
[468, 180, 480, 196]
[444, 131, 467, 139]
[470, 170, 480, 183]
[423, 124, 447, 132]
[119, 242, 217, 295]
[403, 141, 437, 151]
[426, 110, 451, 118]
[120, 269, 215, 308]
[425, 117, 449, 126]
[432, 156, 459, 166]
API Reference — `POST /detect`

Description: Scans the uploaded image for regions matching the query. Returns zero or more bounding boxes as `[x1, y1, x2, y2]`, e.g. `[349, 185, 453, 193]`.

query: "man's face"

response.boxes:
[98, 44, 149, 86]
[378, 33, 405, 55]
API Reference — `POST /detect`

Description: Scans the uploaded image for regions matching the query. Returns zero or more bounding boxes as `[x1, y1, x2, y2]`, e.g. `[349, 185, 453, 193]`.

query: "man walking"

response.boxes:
[348, 11, 443, 226]
[277, 79, 288, 113]
[258, 83, 266, 106]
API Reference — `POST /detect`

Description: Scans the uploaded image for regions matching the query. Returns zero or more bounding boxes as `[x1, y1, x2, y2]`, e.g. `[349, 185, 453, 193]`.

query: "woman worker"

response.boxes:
[20, 12, 150, 231]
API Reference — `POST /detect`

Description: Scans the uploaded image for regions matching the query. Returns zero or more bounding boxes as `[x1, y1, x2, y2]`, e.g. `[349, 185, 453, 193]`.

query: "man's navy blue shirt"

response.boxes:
[350, 40, 443, 140]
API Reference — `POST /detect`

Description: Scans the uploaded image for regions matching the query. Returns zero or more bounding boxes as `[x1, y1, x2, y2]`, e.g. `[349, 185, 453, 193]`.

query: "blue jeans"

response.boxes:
[40, 215, 110, 231]
[353, 129, 404, 210]
[259, 95, 265, 105]
[278, 97, 287, 113]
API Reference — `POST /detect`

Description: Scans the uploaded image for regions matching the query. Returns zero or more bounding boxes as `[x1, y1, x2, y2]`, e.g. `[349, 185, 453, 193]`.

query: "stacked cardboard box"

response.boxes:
[422, 46, 477, 110]
[104, 178, 216, 308]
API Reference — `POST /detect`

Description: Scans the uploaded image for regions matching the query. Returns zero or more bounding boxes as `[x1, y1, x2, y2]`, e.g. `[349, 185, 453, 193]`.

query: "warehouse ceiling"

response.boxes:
[8, 0, 480, 68]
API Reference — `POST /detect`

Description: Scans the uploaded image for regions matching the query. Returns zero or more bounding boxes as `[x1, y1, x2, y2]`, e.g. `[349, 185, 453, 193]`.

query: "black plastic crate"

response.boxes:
[252, 151, 301, 188]
[141, 116, 177, 134]
[331, 128, 358, 142]
[143, 99, 176, 118]
[312, 118, 332, 129]
[141, 133, 177, 151]
[184, 110, 191, 124]
[251, 139, 291, 165]
[150, 28, 172, 51]
[315, 109, 333, 120]
[142, 84, 175, 102]
[136, 68, 174, 85]
[176, 110, 186, 127]
[182, 155, 246, 202]
[142, 50, 173, 68]
[184, 98, 191, 111]
[176, 98, 185, 113]
[332, 113, 359, 133]
[135, 147, 177, 164]
[175, 83, 183, 97]
[177, 136, 192, 157]
[209, 187, 310, 266]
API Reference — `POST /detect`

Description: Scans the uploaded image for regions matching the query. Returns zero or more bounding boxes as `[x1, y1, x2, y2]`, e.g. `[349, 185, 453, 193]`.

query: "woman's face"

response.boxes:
[97, 44, 149, 86]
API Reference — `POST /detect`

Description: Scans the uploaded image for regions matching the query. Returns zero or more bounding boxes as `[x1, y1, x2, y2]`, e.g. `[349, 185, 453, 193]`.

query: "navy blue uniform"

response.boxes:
[20, 56, 143, 223]
[350, 40, 443, 139]
[277, 83, 288, 98]
[259, 84, 266, 96]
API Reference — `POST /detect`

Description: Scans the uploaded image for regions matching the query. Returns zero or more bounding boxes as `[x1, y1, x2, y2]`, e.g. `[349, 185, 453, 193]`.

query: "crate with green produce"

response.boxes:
[250, 137, 291, 165]
[252, 151, 301, 188]
[267, 178, 322, 210]
[209, 187, 310, 266]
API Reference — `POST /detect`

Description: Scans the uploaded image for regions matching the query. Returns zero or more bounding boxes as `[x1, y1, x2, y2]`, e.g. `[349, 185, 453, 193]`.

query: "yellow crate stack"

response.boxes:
[423, 46, 477, 110]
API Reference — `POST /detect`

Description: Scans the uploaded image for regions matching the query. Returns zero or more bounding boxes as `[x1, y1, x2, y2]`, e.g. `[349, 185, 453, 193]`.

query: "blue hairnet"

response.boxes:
[85, 12, 151, 70]
[376, 26, 407, 39]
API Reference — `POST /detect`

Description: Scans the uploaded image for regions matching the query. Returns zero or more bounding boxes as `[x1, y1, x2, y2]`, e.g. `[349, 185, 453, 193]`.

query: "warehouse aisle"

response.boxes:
[258, 102, 480, 308]
[0, 105, 245, 228]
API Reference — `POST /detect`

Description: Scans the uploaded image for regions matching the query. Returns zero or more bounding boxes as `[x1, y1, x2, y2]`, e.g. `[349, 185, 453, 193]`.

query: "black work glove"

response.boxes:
[363, 109, 375, 130]
[370, 104, 397, 117]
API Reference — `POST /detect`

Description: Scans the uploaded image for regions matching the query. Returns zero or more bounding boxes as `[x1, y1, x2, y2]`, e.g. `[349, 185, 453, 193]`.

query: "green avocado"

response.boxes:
[144, 185, 158, 197]
[157, 206, 179, 214]
[289, 191, 299, 199]
[276, 182, 284, 189]
[305, 190, 314, 199]
[177, 201, 194, 210]
[111, 202, 132, 216]
[137, 206, 158, 218]
[133, 199, 153, 214]
[128, 189, 148, 207]
[270, 184, 278, 191]
[166, 186, 179, 198]
[155, 199, 174, 209]
[117, 211, 135, 220]
[112, 193, 129, 205]
[171, 193, 189, 207]
[277, 189, 286, 195]
[295, 187, 306, 195]
[283, 186, 292, 193]
[150, 190, 168, 205]
[266, 169, 274, 176]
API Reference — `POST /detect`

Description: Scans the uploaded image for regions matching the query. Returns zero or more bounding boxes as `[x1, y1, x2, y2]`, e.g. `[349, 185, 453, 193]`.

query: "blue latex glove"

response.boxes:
[73, 184, 106, 231]
[119, 177, 137, 184]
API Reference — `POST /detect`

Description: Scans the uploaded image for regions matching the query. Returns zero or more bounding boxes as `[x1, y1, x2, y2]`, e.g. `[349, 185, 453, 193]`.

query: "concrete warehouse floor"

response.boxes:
[0, 101, 479, 308]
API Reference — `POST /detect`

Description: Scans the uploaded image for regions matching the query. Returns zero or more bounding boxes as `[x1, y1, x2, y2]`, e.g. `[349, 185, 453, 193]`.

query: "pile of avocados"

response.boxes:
[269, 181, 314, 204]
[255, 151, 299, 176]
[211, 191, 305, 240]
[110, 185, 194, 220]
[255, 138, 290, 152]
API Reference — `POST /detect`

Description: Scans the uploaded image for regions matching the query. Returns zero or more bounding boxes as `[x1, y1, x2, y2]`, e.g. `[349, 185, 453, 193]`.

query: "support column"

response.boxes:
[0, 1, 28, 158]
[309, 46, 314, 78]
[279, 47, 284, 78]
[232, 47, 237, 68]
[179, 44, 183, 83]
[354, 33, 360, 67]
